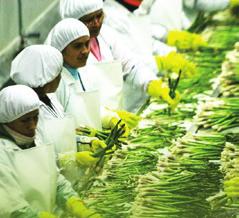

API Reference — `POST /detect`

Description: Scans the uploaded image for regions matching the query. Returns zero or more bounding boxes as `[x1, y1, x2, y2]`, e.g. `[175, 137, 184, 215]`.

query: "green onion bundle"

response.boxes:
[207, 142, 239, 216]
[195, 97, 239, 132]
[213, 43, 239, 97]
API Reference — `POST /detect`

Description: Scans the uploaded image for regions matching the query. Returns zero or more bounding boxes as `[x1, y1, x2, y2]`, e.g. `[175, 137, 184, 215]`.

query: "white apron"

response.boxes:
[13, 144, 57, 212]
[67, 86, 102, 130]
[92, 60, 124, 110]
[41, 115, 77, 154]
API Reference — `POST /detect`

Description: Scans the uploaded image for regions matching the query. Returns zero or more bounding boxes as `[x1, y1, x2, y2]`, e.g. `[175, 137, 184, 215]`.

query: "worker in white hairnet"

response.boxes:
[10, 45, 68, 150]
[134, 0, 238, 41]
[0, 85, 101, 218]
[45, 18, 138, 135]
[45, 18, 103, 130]
[10, 45, 106, 195]
[59, 0, 181, 113]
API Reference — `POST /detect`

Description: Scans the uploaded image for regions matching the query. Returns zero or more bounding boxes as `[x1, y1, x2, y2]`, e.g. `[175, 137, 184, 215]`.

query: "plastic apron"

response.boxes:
[13, 144, 57, 212]
[92, 60, 124, 110]
[40, 114, 77, 155]
[66, 84, 102, 130]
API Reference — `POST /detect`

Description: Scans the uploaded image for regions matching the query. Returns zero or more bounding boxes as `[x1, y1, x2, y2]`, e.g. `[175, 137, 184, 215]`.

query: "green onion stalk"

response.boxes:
[76, 125, 127, 147]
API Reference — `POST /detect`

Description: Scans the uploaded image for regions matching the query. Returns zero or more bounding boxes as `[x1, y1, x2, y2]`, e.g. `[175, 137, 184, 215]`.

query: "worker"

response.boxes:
[45, 18, 140, 133]
[59, 0, 180, 113]
[10, 45, 107, 192]
[134, 0, 239, 41]
[10, 45, 69, 152]
[0, 85, 101, 218]
[45, 18, 103, 130]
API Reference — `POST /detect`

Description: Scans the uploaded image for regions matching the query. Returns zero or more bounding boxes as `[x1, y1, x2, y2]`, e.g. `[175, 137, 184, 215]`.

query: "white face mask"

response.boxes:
[3, 125, 35, 147]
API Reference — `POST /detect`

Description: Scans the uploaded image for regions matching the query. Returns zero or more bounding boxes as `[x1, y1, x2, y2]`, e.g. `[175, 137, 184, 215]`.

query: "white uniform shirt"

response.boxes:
[87, 24, 157, 112]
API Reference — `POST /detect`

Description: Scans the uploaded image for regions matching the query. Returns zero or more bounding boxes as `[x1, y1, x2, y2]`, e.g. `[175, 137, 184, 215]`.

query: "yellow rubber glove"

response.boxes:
[164, 90, 181, 111]
[230, 0, 239, 7]
[147, 80, 181, 110]
[66, 196, 102, 218]
[109, 117, 130, 137]
[101, 108, 130, 137]
[75, 151, 99, 167]
[147, 79, 164, 98]
[91, 139, 107, 152]
[115, 110, 141, 129]
[38, 212, 58, 218]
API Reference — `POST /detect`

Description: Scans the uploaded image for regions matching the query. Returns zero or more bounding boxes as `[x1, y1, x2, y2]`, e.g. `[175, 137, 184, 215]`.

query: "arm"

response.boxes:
[55, 173, 78, 208]
[103, 26, 157, 92]
[56, 173, 101, 218]
[184, 0, 229, 11]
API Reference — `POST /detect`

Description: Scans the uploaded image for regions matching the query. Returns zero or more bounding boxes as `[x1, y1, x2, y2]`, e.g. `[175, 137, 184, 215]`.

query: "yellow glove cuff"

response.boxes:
[38, 212, 57, 218]
[115, 110, 141, 129]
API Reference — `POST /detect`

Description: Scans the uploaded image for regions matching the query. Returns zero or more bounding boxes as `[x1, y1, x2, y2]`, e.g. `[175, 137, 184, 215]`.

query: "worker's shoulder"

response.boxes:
[100, 24, 119, 38]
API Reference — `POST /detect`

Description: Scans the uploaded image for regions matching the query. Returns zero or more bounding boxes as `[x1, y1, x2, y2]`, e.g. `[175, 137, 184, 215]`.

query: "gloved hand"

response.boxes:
[109, 117, 130, 137]
[75, 151, 99, 167]
[38, 211, 58, 218]
[66, 196, 102, 218]
[147, 80, 181, 110]
[102, 109, 130, 137]
[114, 110, 141, 129]
[147, 79, 164, 98]
[230, 0, 239, 7]
[91, 139, 107, 152]
[162, 90, 181, 111]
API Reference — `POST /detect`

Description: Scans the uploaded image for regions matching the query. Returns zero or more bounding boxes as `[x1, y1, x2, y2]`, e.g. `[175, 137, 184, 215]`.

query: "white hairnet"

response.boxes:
[60, 0, 103, 19]
[45, 18, 89, 51]
[0, 85, 40, 123]
[10, 45, 63, 88]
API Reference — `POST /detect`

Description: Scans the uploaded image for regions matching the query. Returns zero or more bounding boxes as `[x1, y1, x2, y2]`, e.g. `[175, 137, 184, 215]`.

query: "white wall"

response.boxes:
[0, 0, 61, 88]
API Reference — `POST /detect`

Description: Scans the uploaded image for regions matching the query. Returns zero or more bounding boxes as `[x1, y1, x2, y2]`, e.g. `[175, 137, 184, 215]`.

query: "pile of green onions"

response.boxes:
[195, 97, 239, 132]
